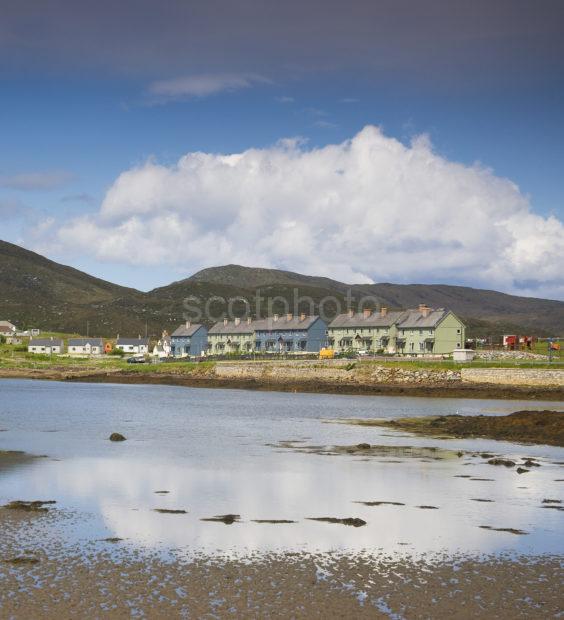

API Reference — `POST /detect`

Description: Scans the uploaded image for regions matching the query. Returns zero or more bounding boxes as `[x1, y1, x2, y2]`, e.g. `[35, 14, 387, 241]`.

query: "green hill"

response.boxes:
[1, 240, 562, 338]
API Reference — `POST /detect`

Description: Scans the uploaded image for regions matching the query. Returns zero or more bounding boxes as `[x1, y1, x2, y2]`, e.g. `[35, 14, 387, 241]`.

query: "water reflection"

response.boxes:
[0, 379, 562, 557]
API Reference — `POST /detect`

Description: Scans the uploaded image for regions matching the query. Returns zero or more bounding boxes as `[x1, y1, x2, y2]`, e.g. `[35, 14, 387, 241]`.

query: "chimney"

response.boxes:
[380, 307, 388, 317]
[363, 308, 372, 319]
[247, 316, 252, 324]
[286, 313, 293, 321]
[234, 317, 241, 326]
[347, 309, 354, 318]
[223, 318, 228, 326]
[299, 313, 306, 321]
[185, 320, 191, 329]
[273, 314, 279, 322]
[419, 304, 431, 317]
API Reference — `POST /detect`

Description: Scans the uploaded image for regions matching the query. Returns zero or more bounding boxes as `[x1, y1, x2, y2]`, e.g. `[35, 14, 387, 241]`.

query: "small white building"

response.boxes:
[68, 338, 104, 356]
[116, 337, 150, 354]
[152, 331, 172, 358]
[452, 348, 476, 362]
[0, 321, 17, 336]
[28, 338, 64, 355]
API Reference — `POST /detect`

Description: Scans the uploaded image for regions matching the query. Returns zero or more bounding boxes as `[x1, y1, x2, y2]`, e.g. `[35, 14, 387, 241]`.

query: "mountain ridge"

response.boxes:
[1, 240, 562, 337]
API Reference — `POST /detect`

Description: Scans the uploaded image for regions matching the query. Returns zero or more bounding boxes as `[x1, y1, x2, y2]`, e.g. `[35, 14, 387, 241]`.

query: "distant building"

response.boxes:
[152, 331, 172, 358]
[170, 322, 208, 357]
[254, 314, 327, 353]
[329, 305, 465, 355]
[115, 337, 150, 354]
[68, 338, 104, 356]
[208, 314, 327, 354]
[0, 321, 17, 335]
[6, 336, 22, 345]
[395, 306, 465, 355]
[328, 307, 406, 354]
[28, 338, 64, 355]
[208, 317, 254, 354]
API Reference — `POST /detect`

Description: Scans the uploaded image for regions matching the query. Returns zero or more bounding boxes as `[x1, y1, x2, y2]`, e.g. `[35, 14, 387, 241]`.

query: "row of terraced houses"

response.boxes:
[22, 304, 465, 358]
[170, 304, 465, 356]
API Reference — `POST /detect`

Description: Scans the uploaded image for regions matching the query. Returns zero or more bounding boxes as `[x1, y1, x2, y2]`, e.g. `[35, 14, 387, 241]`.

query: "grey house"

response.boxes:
[209, 313, 327, 353]
[171, 322, 208, 357]
[28, 338, 64, 355]
[254, 313, 327, 353]
[68, 338, 104, 356]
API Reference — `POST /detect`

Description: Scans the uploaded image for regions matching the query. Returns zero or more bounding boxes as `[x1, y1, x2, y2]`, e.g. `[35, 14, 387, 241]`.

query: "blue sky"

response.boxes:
[1, 1, 563, 296]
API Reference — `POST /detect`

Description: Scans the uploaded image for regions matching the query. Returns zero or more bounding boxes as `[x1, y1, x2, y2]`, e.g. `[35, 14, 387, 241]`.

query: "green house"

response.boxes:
[208, 317, 255, 353]
[327, 308, 405, 354]
[396, 306, 465, 355]
[328, 305, 465, 356]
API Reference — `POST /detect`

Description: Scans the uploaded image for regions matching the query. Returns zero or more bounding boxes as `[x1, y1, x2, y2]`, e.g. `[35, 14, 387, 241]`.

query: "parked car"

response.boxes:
[127, 356, 146, 364]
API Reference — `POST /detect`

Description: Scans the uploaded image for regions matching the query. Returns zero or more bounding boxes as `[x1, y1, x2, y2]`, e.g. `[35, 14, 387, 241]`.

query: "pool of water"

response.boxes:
[1, 379, 562, 558]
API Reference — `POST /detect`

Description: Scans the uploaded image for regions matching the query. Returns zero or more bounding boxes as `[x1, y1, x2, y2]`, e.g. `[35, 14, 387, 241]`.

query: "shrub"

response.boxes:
[107, 348, 125, 356]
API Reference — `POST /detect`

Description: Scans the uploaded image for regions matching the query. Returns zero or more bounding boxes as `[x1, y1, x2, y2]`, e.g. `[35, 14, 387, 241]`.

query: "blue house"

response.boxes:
[254, 313, 327, 353]
[171, 321, 208, 357]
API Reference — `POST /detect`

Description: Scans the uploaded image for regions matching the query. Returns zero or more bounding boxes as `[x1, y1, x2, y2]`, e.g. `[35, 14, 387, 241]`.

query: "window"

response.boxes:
[457, 329, 461, 334]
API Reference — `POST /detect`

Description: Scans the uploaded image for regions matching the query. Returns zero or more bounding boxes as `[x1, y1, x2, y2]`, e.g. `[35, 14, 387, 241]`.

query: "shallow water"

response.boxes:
[0, 379, 562, 558]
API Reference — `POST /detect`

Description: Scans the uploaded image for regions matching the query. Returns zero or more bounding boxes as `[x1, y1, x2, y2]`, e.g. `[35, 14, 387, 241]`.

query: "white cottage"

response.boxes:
[116, 337, 150, 354]
[68, 338, 104, 356]
[28, 338, 64, 355]
[152, 331, 172, 358]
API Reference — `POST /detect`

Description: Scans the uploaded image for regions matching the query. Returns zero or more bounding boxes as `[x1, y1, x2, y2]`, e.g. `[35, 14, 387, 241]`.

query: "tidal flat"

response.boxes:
[1, 379, 563, 617]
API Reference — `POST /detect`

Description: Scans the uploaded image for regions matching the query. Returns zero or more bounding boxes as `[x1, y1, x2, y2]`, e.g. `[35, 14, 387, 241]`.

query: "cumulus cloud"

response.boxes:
[148, 73, 269, 101]
[49, 126, 564, 297]
[0, 170, 74, 191]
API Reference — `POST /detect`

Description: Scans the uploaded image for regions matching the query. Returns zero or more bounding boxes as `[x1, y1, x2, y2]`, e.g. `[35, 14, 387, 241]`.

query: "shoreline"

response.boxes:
[1, 367, 564, 400]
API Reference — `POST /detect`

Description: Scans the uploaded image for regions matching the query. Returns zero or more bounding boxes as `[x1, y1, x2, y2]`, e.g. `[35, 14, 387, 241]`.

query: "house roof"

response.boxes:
[209, 320, 254, 335]
[328, 310, 407, 329]
[254, 315, 320, 332]
[117, 338, 150, 346]
[209, 315, 321, 335]
[0, 321, 16, 330]
[29, 338, 64, 347]
[329, 307, 459, 330]
[68, 338, 104, 346]
[171, 323, 205, 337]
[397, 308, 450, 328]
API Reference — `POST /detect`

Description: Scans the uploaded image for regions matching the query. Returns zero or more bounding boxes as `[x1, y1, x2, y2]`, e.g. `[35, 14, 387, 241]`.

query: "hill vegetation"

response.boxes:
[1, 240, 563, 338]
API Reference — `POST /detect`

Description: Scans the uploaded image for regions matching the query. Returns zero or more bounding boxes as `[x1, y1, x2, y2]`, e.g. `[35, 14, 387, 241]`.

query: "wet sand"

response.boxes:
[0, 510, 561, 619]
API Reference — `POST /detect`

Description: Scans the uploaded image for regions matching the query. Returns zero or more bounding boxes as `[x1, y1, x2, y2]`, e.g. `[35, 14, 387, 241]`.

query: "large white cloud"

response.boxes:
[52, 126, 564, 296]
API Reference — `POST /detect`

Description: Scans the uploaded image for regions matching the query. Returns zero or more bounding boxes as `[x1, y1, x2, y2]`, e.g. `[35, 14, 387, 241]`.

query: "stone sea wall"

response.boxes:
[213, 361, 564, 388]
[461, 368, 564, 387]
[213, 361, 459, 386]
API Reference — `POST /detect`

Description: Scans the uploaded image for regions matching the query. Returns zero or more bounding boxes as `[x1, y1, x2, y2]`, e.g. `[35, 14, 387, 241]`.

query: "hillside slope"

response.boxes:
[1, 242, 562, 337]
[0, 240, 153, 335]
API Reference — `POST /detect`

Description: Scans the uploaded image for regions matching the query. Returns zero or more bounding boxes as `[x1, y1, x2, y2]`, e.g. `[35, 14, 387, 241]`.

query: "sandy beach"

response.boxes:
[1, 509, 562, 618]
